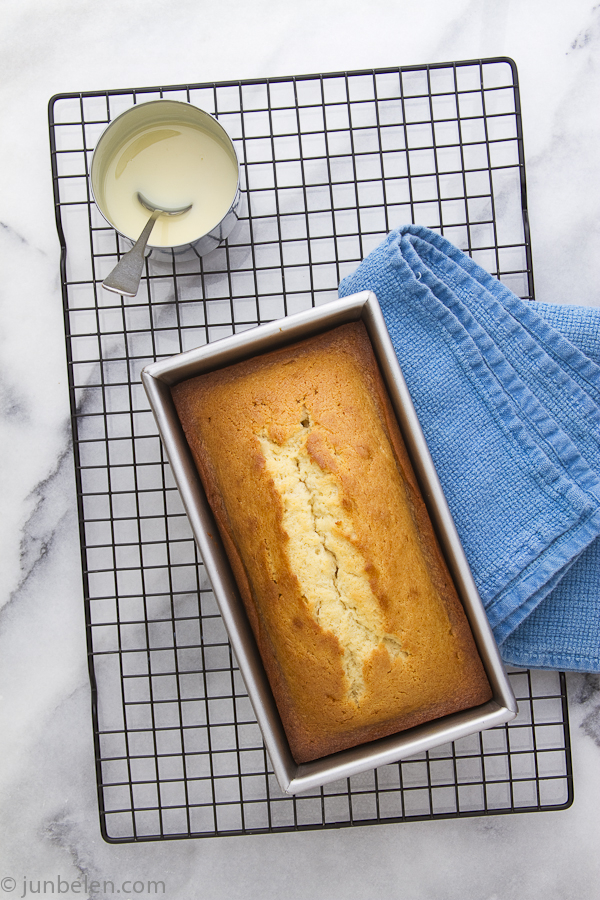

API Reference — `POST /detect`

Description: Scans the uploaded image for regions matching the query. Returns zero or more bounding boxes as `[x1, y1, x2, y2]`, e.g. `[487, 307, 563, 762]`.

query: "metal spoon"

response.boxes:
[102, 193, 193, 297]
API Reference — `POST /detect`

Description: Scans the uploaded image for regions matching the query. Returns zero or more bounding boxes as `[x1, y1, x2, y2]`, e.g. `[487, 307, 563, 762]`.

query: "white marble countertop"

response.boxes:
[1, 2, 600, 897]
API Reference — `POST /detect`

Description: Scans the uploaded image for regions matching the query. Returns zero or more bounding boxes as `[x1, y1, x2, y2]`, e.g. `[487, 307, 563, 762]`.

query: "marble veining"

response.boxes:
[568, 4, 600, 51]
[1, 2, 600, 898]
[13, 446, 73, 603]
[0, 382, 29, 423]
[569, 673, 600, 746]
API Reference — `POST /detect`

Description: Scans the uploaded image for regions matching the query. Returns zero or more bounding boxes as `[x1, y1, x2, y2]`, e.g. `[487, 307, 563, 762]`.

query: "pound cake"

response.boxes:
[172, 321, 492, 763]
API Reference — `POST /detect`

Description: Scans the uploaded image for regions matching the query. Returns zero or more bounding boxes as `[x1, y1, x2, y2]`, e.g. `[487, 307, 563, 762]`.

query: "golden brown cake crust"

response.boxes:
[172, 322, 492, 763]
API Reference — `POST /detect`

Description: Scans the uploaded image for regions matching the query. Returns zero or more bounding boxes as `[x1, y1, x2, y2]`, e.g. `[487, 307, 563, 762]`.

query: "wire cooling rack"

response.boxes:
[49, 58, 573, 843]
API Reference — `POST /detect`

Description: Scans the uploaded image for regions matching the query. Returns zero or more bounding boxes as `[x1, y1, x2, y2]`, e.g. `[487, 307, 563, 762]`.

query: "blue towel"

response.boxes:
[338, 225, 600, 672]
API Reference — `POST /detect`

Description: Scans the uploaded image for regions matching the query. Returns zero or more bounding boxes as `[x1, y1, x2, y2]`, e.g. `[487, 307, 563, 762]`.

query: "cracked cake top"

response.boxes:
[172, 321, 491, 763]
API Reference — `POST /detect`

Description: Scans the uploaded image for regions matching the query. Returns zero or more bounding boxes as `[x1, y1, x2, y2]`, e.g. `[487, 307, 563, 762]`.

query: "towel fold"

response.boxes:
[338, 225, 600, 672]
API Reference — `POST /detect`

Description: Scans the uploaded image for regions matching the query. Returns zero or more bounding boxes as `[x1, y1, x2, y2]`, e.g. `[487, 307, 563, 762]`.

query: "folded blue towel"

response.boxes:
[338, 225, 600, 672]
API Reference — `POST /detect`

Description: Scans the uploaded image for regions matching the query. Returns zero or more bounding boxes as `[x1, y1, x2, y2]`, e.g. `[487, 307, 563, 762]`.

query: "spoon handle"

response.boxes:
[102, 209, 161, 297]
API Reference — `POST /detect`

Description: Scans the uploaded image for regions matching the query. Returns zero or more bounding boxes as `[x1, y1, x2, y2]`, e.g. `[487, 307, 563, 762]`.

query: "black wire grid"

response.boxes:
[49, 58, 573, 843]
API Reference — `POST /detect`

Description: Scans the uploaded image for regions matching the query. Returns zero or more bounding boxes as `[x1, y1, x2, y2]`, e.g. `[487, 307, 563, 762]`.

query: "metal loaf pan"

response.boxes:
[141, 291, 517, 794]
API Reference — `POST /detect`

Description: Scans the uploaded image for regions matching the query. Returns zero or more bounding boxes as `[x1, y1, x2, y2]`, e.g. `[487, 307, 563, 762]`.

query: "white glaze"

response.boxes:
[99, 122, 238, 246]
